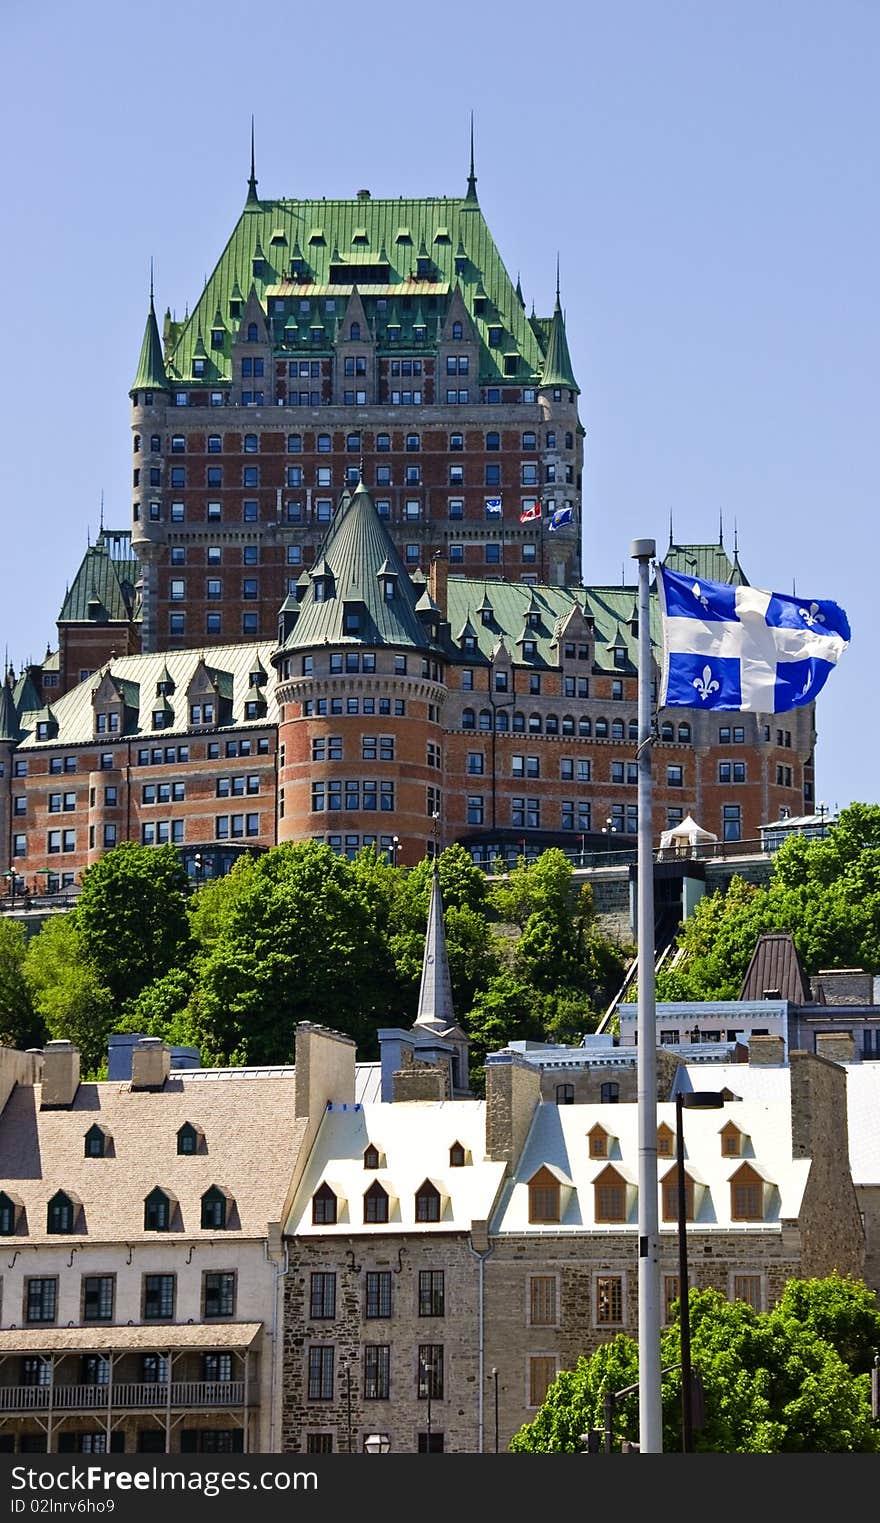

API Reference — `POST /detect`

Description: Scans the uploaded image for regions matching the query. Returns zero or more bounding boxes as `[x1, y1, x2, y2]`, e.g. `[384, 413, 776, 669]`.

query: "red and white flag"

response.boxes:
[519, 501, 541, 523]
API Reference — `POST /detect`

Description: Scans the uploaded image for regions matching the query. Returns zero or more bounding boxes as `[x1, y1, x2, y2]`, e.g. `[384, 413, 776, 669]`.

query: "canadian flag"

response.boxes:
[519, 501, 541, 522]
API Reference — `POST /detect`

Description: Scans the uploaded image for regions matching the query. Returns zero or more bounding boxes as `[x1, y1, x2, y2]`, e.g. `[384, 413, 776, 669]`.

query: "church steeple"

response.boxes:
[414, 861, 456, 1033]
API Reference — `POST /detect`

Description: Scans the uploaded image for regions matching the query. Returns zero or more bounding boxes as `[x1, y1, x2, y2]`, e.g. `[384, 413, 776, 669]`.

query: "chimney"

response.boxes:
[391, 1057, 449, 1102]
[814, 1031, 857, 1066]
[294, 1023, 356, 1121]
[0, 1046, 42, 1112]
[485, 1050, 541, 1171]
[130, 1037, 171, 1091]
[40, 1040, 81, 1108]
[748, 1035, 786, 1067]
[428, 550, 448, 618]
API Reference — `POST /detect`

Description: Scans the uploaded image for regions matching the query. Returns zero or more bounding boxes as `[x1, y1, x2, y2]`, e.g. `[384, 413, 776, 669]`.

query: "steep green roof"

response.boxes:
[131, 300, 169, 393]
[277, 479, 437, 655]
[12, 670, 41, 715]
[59, 531, 140, 625]
[540, 294, 579, 392]
[0, 681, 21, 743]
[662, 539, 747, 586]
[165, 195, 553, 385]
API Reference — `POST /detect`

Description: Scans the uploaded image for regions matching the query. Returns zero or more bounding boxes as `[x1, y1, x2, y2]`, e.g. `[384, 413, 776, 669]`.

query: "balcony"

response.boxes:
[0, 1380, 254, 1414]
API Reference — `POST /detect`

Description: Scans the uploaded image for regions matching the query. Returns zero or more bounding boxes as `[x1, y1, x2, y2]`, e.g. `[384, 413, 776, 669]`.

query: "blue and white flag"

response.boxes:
[484, 496, 503, 515]
[657, 566, 850, 714]
[547, 504, 573, 533]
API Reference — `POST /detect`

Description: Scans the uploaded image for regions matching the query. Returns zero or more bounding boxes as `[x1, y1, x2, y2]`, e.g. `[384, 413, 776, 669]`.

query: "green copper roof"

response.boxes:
[12, 670, 41, 715]
[131, 301, 169, 393]
[277, 479, 437, 655]
[540, 295, 579, 392]
[165, 196, 554, 384]
[662, 539, 747, 586]
[0, 681, 21, 743]
[60, 532, 140, 625]
[444, 579, 660, 672]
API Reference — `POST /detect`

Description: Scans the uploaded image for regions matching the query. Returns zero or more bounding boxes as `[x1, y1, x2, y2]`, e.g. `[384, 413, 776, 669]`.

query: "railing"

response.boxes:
[0, 1380, 249, 1412]
[479, 837, 769, 875]
[0, 892, 81, 916]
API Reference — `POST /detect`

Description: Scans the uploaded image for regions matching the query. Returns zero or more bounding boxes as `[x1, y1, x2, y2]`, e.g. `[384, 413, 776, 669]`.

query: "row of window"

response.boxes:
[459, 711, 674, 737]
[526, 1160, 769, 1224]
[2, 1181, 234, 1239]
[138, 383, 571, 410]
[20, 1271, 236, 1325]
[312, 737, 395, 762]
[301, 697, 406, 718]
[306, 1342, 444, 1403]
[168, 612, 267, 638]
[308, 1269, 444, 1322]
[312, 1179, 441, 1224]
[169, 578, 263, 600]
[18, 1351, 236, 1388]
[146, 427, 575, 458]
[311, 782, 395, 813]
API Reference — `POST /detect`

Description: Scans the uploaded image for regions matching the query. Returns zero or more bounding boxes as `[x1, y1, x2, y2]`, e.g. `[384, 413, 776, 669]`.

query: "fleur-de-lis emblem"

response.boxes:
[798, 602, 825, 628]
[691, 581, 709, 611]
[692, 664, 720, 702]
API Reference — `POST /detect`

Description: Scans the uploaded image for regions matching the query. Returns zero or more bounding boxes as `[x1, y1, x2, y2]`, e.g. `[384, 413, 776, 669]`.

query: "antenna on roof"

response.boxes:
[99, 489, 104, 532]
[718, 509, 724, 545]
[556, 252, 561, 307]
[668, 509, 674, 548]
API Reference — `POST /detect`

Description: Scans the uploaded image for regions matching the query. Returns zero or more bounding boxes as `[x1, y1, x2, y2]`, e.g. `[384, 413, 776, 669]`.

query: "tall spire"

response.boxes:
[539, 261, 579, 393]
[414, 862, 456, 1033]
[246, 115, 259, 206]
[131, 269, 169, 395]
[556, 251, 561, 306]
[718, 509, 724, 545]
[465, 111, 478, 201]
[668, 509, 674, 548]
[99, 489, 104, 532]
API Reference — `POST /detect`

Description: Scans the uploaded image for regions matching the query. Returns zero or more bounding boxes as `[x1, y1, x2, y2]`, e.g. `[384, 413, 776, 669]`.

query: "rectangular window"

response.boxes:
[307, 1346, 334, 1401]
[143, 1274, 176, 1320]
[596, 1275, 624, 1325]
[363, 1344, 391, 1401]
[310, 1272, 337, 1320]
[417, 1345, 444, 1400]
[25, 1278, 57, 1323]
[732, 1274, 763, 1310]
[529, 1275, 557, 1326]
[418, 1270, 445, 1318]
[529, 1355, 558, 1408]
[365, 1271, 392, 1319]
[82, 1276, 114, 1322]
[203, 1272, 236, 1318]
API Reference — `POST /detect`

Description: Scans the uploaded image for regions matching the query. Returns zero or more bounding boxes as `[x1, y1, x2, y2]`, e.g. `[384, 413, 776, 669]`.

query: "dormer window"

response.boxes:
[528, 1167, 560, 1224]
[350, 322, 361, 340]
[449, 1142, 466, 1167]
[144, 1187, 174, 1231]
[588, 1125, 610, 1159]
[364, 1145, 380, 1170]
[415, 1181, 441, 1223]
[593, 1165, 627, 1223]
[452, 322, 463, 341]
[527, 612, 540, 628]
[657, 1124, 674, 1158]
[720, 1122, 744, 1158]
[247, 322, 259, 342]
[343, 607, 361, 635]
[364, 1181, 389, 1224]
[464, 634, 477, 653]
[47, 1190, 78, 1234]
[201, 1185, 233, 1230]
[211, 328, 224, 349]
[413, 324, 427, 343]
[312, 1183, 338, 1226]
[661, 1166, 695, 1222]
[730, 1164, 766, 1221]
[84, 1124, 109, 1159]
[380, 577, 395, 602]
[0, 1190, 21, 1235]
[177, 1121, 203, 1155]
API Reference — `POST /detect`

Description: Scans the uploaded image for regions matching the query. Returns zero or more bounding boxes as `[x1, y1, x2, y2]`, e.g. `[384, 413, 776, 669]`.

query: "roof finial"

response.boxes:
[466, 111, 478, 201]
[246, 116, 259, 205]
[718, 509, 724, 545]
[668, 508, 674, 548]
[734, 517, 739, 554]
[149, 257, 155, 310]
[556, 252, 561, 307]
[99, 489, 104, 532]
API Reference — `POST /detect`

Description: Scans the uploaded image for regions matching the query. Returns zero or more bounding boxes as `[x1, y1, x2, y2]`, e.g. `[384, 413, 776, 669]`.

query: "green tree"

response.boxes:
[775, 1274, 880, 1376]
[463, 971, 546, 1094]
[510, 1283, 880, 1453]
[76, 843, 193, 1009]
[0, 917, 41, 1049]
[23, 915, 114, 1075]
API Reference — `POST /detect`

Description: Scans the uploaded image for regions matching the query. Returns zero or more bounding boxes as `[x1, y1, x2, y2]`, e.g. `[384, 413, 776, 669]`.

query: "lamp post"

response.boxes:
[675, 1089, 724, 1452]
[419, 1350, 435, 1453]
[491, 1366, 499, 1453]
[364, 1432, 390, 1455]
[391, 835, 400, 869]
[193, 851, 204, 889]
[2, 869, 16, 908]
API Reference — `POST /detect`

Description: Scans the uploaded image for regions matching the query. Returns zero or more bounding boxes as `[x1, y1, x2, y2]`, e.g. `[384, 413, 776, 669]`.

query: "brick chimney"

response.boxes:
[40, 1040, 81, 1108]
[485, 1050, 541, 1172]
[391, 1051, 449, 1101]
[748, 1035, 786, 1066]
[428, 549, 448, 619]
[814, 1031, 857, 1066]
[130, 1037, 171, 1091]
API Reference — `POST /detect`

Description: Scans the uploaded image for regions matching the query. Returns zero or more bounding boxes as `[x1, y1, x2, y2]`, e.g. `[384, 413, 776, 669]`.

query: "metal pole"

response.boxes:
[676, 1093, 693, 1452]
[632, 537, 662, 1454]
[492, 1366, 499, 1453]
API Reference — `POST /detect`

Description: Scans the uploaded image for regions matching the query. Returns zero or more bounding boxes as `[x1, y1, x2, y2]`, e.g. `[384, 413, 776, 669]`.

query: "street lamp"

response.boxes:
[391, 835, 400, 868]
[491, 1366, 499, 1454]
[419, 1350, 436, 1453]
[364, 1432, 390, 1454]
[2, 869, 16, 907]
[193, 851, 204, 889]
[817, 801, 828, 838]
[675, 1089, 724, 1452]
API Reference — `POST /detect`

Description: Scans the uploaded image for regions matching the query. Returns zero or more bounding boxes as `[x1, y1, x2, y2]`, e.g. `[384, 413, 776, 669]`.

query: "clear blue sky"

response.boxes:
[1, 0, 876, 812]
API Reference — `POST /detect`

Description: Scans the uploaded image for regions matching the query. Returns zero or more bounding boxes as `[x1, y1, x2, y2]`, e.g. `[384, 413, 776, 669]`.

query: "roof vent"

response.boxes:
[356, 188, 370, 200]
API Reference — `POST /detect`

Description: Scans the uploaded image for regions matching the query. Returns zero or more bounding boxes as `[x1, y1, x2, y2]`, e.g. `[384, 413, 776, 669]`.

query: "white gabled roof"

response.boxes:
[285, 1099, 506, 1236]
[491, 1100, 810, 1235]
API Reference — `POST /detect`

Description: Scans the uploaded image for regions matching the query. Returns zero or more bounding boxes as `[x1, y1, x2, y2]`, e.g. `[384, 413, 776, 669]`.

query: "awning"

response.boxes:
[0, 1323, 263, 1354]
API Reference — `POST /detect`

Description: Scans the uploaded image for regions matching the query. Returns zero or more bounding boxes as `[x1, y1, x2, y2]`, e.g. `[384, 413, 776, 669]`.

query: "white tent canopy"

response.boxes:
[658, 814, 718, 854]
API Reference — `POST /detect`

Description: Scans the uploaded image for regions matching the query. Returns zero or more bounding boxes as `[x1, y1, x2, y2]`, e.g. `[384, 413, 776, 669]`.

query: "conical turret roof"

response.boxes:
[540, 291, 579, 392]
[131, 300, 169, 394]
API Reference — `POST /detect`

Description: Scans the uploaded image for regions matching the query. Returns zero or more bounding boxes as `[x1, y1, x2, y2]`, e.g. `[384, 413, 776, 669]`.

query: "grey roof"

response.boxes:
[738, 934, 814, 1004]
[414, 864, 456, 1034]
[277, 479, 436, 654]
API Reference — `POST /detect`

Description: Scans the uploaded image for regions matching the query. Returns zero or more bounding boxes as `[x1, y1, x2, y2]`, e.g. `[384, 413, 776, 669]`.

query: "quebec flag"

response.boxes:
[484, 497, 503, 515]
[657, 566, 850, 714]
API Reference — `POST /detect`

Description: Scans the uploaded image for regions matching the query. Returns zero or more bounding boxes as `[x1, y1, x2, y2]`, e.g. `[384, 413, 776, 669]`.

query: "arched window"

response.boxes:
[350, 322, 361, 340]
[678, 723, 691, 742]
[415, 1181, 441, 1222]
[578, 717, 591, 737]
[495, 709, 509, 732]
[528, 712, 542, 733]
[545, 714, 559, 735]
[611, 720, 625, 741]
[555, 1083, 574, 1106]
[512, 710, 526, 733]
[47, 1190, 77, 1234]
[562, 715, 575, 736]
[133, 435, 141, 453]
[312, 1182, 338, 1225]
[478, 709, 492, 731]
[600, 1081, 620, 1104]
[452, 322, 463, 340]
[144, 1187, 173, 1232]
[201, 1186, 231, 1230]
[595, 717, 608, 738]
[247, 322, 259, 342]
[243, 433, 258, 453]
[364, 1181, 389, 1224]
[462, 708, 475, 731]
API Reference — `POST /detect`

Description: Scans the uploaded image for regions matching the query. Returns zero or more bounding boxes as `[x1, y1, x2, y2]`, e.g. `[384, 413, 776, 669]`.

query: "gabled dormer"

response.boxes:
[186, 659, 232, 728]
[720, 1121, 749, 1158]
[144, 1186, 177, 1232]
[32, 705, 59, 742]
[364, 1179, 395, 1224]
[527, 1164, 573, 1224]
[201, 1184, 235, 1230]
[47, 1189, 81, 1234]
[310, 557, 335, 604]
[92, 670, 139, 739]
[656, 1122, 675, 1159]
[438, 285, 480, 381]
[729, 1161, 771, 1222]
[588, 1122, 616, 1160]
[0, 1189, 23, 1235]
[84, 1123, 111, 1159]
[477, 591, 495, 627]
[177, 1120, 205, 1155]
[335, 287, 377, 405]
[363, 1143, 384, 1171]
[449, 1141, 470, 1167]
[376, 559, 398, 604]
[592, 1163, 632, 1223]
[660, 1162, 705, 1222]
[311, 1181, 340, 1225]
[556, 601, 593, 660]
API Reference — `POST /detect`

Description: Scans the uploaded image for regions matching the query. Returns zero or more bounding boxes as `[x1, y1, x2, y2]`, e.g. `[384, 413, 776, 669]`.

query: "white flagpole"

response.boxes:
[632, 537, 662, 1454]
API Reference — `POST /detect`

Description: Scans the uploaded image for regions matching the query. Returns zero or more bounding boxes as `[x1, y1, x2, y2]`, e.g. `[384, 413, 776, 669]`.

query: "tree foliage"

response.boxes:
[75, 843, 193, 1009]
[0, 918, 41, 1050]
[23, 915, 114, 1074]
[510, 1280, 880, 1454]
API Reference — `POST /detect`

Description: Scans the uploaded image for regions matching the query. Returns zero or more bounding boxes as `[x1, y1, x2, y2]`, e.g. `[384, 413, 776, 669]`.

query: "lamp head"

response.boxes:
[679, 1091, 725, 1110]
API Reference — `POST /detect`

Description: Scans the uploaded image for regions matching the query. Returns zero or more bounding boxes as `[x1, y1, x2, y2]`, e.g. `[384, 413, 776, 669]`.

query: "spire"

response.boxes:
[131, 272, 169, 394]
[99, 489, 104, 532]
[246, 116, 259, 206]
[414, 862, 456, 1033]
[539, 263, 579, 393]
[718, 509, 724, 545]
[465, 111, 478, 201]
[515, 272, 525, 307]
[668, 509, 674, 548]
